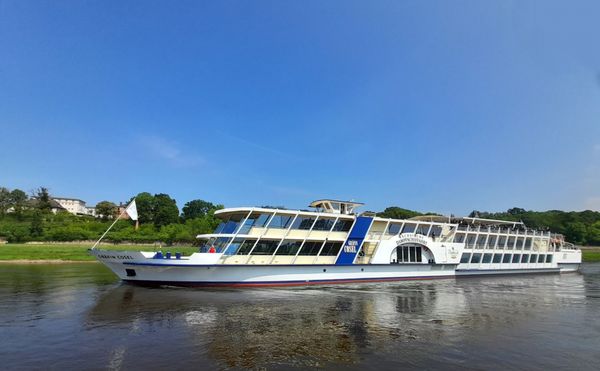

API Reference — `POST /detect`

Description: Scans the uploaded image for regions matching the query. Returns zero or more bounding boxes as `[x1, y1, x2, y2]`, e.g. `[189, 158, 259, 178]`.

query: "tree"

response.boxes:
[35, 187, 52, 212]
[10, 189, 27, 217]
[564, 222, 587, 245]
[0, 187, 10, 215]
[133, 192, 155, 224]
[182, 199, 220, 220]
[95, 201, 117, 220]
[30, 210, 44, 237]
[153, 193, 179, 228]
[377, 206, 422, 220]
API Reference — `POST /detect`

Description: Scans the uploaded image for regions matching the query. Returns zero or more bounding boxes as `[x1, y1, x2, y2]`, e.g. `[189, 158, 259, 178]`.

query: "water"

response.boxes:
[1, 264, 599, 370]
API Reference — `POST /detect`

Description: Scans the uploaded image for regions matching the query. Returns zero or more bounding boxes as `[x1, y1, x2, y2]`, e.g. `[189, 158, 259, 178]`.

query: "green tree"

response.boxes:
[153, 193, 179, 228]
[564, 222, 587, 245]
[133, 192, 155, 224]
[377, 206, 422, 220]
[36, 187, 52, 212]
[10, 189, 28, 218]
[95, 201, 117, 221]
[182, 199, 221, 220]
[29, 210, 44, 237]
[0, 187, 10, 215]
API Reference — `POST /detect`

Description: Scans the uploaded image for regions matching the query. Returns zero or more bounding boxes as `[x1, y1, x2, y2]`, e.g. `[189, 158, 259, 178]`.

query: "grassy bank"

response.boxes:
[0, 243, 199, 261]
[1, 243, 600, 262]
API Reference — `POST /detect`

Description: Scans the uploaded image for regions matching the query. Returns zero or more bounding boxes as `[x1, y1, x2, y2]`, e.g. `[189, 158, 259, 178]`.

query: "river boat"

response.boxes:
[91, 199, 582, 286]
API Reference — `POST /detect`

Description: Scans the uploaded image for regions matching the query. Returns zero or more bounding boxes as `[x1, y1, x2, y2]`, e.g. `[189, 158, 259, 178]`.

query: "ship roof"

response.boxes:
[409, 215, 524, 226]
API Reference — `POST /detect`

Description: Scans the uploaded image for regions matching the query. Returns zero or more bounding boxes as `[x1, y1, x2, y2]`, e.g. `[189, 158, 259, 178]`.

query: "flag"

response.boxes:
[125, 200, 138, 221]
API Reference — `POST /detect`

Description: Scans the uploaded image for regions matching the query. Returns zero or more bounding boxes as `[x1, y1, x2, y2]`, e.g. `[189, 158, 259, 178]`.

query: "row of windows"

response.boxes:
[386, 223, 443, 238]
[460, 253, 553, 264]
[455, 233, 546, 250]
[394, 246, 422, 263]
[208, 237, 344, 257]
[216, 212, 355, 235]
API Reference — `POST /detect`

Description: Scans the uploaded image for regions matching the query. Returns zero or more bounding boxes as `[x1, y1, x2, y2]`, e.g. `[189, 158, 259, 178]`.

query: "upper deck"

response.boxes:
[196, 199, 571, 266]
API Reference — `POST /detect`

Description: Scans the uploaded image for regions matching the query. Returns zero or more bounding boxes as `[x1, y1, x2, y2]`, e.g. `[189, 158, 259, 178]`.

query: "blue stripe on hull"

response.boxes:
[123, 275, 450, 287]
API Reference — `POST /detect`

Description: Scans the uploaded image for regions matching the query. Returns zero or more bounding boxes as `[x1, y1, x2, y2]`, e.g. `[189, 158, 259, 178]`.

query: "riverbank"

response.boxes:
[0, 243, 199, 262]
[1, 243, 600, 263]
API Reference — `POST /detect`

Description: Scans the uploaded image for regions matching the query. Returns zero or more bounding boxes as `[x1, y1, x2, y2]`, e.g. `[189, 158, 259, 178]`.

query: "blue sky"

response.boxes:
[1, 1, 599, 215]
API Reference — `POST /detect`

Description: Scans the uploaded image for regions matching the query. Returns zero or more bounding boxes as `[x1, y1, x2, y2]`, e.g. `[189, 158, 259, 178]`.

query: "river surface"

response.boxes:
[1, 263, 599, 370]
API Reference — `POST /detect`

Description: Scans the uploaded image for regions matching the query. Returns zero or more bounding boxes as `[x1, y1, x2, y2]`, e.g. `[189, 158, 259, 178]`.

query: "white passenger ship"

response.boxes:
[91, 199, 582, 286]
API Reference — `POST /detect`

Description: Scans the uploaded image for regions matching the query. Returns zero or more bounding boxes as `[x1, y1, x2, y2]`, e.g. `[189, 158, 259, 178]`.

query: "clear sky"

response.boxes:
[1, 0, 599, 215]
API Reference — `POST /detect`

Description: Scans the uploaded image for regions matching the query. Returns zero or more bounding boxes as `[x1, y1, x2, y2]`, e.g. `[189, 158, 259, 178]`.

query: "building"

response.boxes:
[52, 197, 96, 216]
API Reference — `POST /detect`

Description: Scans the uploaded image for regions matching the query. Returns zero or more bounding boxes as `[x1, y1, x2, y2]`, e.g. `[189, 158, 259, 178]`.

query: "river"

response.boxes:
[1, 263, 599, 370]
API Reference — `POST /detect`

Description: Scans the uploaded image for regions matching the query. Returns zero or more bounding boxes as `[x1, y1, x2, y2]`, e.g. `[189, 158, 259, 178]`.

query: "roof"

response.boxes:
[309, 199, 364, 208]
[51, 196, 86, 203]
[409, 215, 524, 226]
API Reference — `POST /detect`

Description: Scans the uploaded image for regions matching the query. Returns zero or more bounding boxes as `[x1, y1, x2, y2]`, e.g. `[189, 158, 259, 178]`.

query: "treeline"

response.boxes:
[378, 206, 600, 245]
[0, 187, 222, 244]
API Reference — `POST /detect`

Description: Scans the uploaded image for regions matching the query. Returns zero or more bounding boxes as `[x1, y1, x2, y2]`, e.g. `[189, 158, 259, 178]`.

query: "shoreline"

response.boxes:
[0, 259, 99, 264]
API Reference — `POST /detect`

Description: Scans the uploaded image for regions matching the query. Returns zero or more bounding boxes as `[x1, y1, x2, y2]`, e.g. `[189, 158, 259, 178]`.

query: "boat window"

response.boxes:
[397, 245, 422, 263]
[487, 235, 497, 249]
[429, 225, 442, 238]
[521, 254, 529, 263]
[524, 238, 532, 250]
[493, 254, 502, 263]
[466, 234, 477, 248]
[213, 237, 232, 253]
[237, 213, 272, 234]
[515, 237, 525, 249]
[470, 253, 482, 263]
[251, 240, 280, 255]
[312, 217, 336, 231]
[291, 216, 316, 230]
[320, 242, 343, 256]
[530, 254, 537, 263]
[538, 254, 545, 263]
[387, 223, 402, 235]
[269, 214, 294, 229]
[199, 237, 217, 252]
[415, 224, 430, 236]
[401, 223, 417, 234]
[512, 254, 521, 263]
[506, 236, 516, 250]
[276, 240, 302, 255]
[333, 219, 353, 232]
[236, 239, 257, 255]
[476, 235, 488, 248]
[502, 254, 512, 263]
[454, 233, 465, 243]
[223, 238, 245, 255]
[460, 253, 471, 263]
[298, 241, 324, 256]
[497, 235, 507, 249]
[482, 253, 493, 263]
[546, 255, 553, 263]
[219, 214, 246, 234]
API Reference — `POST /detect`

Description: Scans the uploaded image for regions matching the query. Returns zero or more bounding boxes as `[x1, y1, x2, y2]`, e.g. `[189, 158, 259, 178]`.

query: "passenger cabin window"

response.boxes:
[276, 240, 302, 255]
[298, 241, 323, 255]
[291, 216, 316, 230]
[397, 245, 422, 263]
[217, 214, 246, 234]
[530, 254, 538, 263]
[320, 242, 343, 256]
[470, 253, 482, 263]
[460, 253, 471, 263]
[521, 254, 529, 263]
[493, 254, 502, 263]
[333, 219, 353, 232]
[454, 233, 465, 243]
[506, 236, 516, 250]
[236, 239, 257, 255]
[502, 254, 512, 263]
[388, 223, 402, 235]
[482, 253, 493, 263]
[515, 237, 525, 250]
[312, 218, 336, 231]
[429, 225, 442, 238]
[512, 254, 521, 263]
[224, 238, 245, 255]
[524, 238, 532, 250]
[415, 224, 430, 236]
[238, 213, 272, 234]
[402, 223, 417, 234]
[487, 235, 497, 249]
[476, 235, 488, 248]
[546, 255, 553, 263]
[538, 254, 545, 263]
[497, 236, 507, 249]
[269, 214, 294, 229]
[251, 240, 279, 255]
[466, 234, 477, 248]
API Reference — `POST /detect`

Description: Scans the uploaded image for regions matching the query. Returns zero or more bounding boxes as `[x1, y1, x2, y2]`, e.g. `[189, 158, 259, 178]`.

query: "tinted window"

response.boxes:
[454, 233, 465, 243]
[416, 224, 430, 235]
[291, 216, 316, 230]
[493, 254, 502, 263]
[251, 240, 279, 255]
[506, 236, 516, 249]
[238, 213, 272, 234]
[298, 241, 323, 255]
[524, 238, 532, 250]
[515, 237, 525, 249]
[497, 236, 507, 249]
[546, 255, 553, 263]
[471, 253, 482, 263]
[460, 253, 471, 263]
[477, 235, 488, 248]
[429, 225, 442, 238]
[237, 239, 257, 255]
[333, 219, 353, 232]
[502, 254, 512, 263]
[521, 254, 530, 263]
[275, 240, 302, 255]
[320, 242, 343, 256]
[312, 218, 335, 231]
[512, 254, 521, 263]
[269, 214, 294, 229]
[223, 238, 245, 255]
[466, 234, 477, 248]
[530, 254, 537, 263]
[487, 235, 497, 248]
[538, 254, 545, 263]
[482, 253, 493, 263]
[388, 223, 402, 235]
[402, 223, 417, 234]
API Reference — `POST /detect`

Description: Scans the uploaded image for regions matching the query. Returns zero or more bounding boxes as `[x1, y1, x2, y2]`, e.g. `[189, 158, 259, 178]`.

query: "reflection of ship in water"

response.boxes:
[87, 281, 475, 368]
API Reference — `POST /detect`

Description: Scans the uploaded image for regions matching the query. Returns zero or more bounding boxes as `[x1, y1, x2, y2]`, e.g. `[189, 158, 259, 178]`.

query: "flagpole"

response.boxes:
[91, 200, 134, 250]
